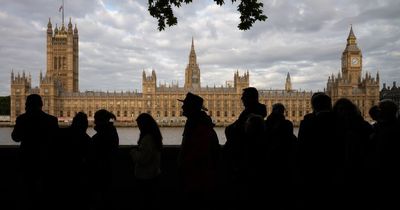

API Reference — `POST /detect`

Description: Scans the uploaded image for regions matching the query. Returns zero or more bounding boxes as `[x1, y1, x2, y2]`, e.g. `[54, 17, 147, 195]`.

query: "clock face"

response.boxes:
[351, 57, 359, 66]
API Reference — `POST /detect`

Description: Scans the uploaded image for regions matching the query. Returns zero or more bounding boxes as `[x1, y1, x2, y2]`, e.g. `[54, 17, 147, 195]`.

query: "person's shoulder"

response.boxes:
[283, 119, 294, 127]
[256, 103, 267, 117]
[44, 113, 58, 124]
[302, 113, 314, 121]
[15, 113, 27, 121]
[46, 113, 58, 120]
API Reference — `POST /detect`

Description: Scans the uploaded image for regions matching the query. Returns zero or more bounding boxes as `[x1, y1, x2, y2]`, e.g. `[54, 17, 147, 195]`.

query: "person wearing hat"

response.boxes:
[11, 94, 59, 209]
[177, 92, 220, 209]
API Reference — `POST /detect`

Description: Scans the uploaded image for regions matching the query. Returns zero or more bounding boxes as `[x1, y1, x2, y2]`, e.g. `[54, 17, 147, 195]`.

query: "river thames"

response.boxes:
[0, 127, 222, 145]
[0, 127, 299, 145]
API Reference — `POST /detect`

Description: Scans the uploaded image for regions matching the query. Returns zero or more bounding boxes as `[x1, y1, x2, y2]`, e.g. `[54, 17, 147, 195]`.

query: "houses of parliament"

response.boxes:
[10, 17, 379, 126]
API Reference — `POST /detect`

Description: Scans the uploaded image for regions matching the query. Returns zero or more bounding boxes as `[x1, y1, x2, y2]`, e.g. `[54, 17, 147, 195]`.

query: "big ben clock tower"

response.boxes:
[341, 25, 362, 86]
[327, 26, 380, 120]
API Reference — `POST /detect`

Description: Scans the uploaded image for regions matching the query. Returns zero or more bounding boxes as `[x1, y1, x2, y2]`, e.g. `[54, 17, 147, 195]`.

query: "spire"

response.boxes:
[11, 69, 14, 80]
[152, 69, 156, 78]
[61, 23, 65, 32]
[74, 23, 78, 34]
[285, 72, 292, 92]
[376, 71, 380, 82]
[286, 72, 291, 82]
[47, 18, 53, 34]
[47, 17, 52, 28]
[189, 37, 197, 65]
[184, 37, 201, 89]
[68, 17, 73, 28]
[348, 24, 355, 39]
[347, 24, 357, 45]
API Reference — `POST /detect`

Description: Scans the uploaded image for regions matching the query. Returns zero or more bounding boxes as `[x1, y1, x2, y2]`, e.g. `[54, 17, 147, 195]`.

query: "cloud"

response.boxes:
[0, 0, 400, 96]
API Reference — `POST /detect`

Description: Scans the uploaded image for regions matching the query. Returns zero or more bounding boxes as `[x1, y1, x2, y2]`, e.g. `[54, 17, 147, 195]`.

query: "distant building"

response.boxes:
[10, 16, 316, 126]
[10, 17, 379, 125]
[326, 26, 380, 120]
[380, 81, 400, 110]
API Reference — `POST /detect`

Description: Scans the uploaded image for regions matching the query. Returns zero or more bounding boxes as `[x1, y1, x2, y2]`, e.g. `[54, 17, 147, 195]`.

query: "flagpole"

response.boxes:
[62, 0, 64, 26]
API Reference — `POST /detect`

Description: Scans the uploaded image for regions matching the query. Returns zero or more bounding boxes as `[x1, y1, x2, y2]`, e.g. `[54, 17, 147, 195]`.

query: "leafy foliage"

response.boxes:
[148, 0, 267, 31]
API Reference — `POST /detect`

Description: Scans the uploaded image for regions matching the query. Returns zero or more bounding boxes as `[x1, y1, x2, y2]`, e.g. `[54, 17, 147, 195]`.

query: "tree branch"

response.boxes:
[147, 0, 267, 31]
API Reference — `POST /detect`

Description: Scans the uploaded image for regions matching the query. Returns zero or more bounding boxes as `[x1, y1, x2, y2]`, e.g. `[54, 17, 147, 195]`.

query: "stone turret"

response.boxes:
[142, 70, 157, 94]
[10, 70, 32, 122]
[47, 16, 79, 93]
[234, 70, 250, 94]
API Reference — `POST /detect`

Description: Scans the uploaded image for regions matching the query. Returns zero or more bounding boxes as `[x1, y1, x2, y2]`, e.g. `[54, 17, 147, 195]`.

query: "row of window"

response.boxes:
[15, 107, 310, 121]
[58, 100, 244, 109]
[58, 109, 237, 118]
[54, 56, 66, 70]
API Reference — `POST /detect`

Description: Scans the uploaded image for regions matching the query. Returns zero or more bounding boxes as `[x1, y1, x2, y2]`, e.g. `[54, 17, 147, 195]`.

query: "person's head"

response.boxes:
[333, 98, 360, 119]
[369, 105, 380, 122]
[178, 92, 207, 117]
[311, 92, 332, 113]
[136, 113, 159, 133]
[25, 94, 43, 112]
[136, 113, 163, 150]
[378, 99, 398, 122]
[71, 112, 89, 132]
[241, 87, 259, 108]
[272, 103, 285, 116]
[245, 114, 265, 136]
[94, 109, 116, 127]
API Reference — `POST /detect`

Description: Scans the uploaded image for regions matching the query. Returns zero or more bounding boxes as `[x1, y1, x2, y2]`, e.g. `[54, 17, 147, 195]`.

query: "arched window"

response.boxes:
[58, 56, 62, 69]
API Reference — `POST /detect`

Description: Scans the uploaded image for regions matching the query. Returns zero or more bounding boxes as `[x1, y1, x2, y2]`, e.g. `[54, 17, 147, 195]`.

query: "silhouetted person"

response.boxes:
[297, 92, 331, 143]
[57, 112, 91, 210]
[333, 98, 372, 177]
[242, 113, 266, 209]
[130, 113, 163, 210]
[91, 109, 119, 210]
[11, 94, 58, 210]
[223, 87, 266, 209]
[332, 98, 373, 208]
[297, 92, 337, 208]
[369, 99, 400, 208]
[177, 92, 220, 210]
[264, 103, 297, 209]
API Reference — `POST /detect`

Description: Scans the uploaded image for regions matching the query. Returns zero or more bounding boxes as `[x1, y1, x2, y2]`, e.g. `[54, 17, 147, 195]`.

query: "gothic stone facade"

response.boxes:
[326, 26, 380, 120]
[10, 19, 378, 126]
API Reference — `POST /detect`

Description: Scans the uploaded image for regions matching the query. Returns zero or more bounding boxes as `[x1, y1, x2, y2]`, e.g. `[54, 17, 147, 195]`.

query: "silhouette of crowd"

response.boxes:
[10, 92, 400, 209]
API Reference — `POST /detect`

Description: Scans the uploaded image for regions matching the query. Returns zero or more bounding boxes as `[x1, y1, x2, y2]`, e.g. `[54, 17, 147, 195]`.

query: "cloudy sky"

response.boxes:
[1, 0, 399, 96]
